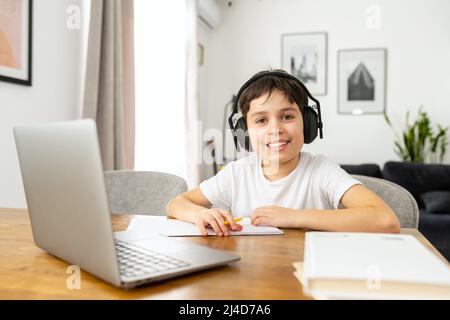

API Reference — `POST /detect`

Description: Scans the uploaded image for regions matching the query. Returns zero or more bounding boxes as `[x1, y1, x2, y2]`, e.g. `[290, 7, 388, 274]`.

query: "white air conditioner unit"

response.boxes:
[198, 0, 221, 29]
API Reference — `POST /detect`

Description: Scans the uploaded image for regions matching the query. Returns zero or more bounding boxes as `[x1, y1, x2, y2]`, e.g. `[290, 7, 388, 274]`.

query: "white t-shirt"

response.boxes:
[199, 152, 361, 217]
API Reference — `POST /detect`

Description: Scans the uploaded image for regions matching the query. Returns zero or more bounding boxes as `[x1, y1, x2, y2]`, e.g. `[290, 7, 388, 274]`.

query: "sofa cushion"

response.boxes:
[382, 161, 450, 208]
[340, 164, 382, 178]
[420, 191, 450, 214]
[419, 213, 450, 261]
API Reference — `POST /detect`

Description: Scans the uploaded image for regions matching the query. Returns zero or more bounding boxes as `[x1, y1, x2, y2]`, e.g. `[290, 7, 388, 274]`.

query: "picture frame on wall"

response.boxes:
[0, 0, 33, 86]
[337, 48, 387, 115]
[281, 32, 327, 95]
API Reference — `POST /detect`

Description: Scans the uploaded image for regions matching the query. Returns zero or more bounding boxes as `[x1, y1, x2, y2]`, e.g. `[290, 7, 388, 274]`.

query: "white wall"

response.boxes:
[198, 20, 218, 179]
[198, 0, 450, 172]
[0, 0, 87, 208]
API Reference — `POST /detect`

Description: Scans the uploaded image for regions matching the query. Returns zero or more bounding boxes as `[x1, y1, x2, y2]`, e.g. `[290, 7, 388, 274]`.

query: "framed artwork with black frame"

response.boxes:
[281, 32, 327, 96]
[337, 48, 387, 115]
[0, 0, 33, 86]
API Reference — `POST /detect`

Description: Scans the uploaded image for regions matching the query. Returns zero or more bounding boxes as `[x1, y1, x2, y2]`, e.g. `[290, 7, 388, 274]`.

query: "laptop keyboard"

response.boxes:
[114, 239, 190, 278]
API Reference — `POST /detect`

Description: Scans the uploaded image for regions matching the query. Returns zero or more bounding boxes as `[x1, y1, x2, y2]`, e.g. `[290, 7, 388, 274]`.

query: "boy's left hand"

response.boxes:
[250, 206, 299, 228]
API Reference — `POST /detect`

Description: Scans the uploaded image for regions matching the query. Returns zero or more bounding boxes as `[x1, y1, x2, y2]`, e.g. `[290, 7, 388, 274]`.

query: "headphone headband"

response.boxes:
[234, 71, 320, 114]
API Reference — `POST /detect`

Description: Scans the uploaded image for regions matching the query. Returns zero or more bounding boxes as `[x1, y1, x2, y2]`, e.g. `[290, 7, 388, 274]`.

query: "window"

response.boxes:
[134, 0, 187, 179]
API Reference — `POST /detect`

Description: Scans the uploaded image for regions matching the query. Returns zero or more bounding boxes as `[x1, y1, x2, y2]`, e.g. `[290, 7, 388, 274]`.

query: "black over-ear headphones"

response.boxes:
[227, 70, 324, 151]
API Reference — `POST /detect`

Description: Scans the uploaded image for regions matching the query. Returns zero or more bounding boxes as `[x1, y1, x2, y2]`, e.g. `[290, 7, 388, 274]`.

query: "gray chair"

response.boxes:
[104, 170, 188, 216]
[352, 174, 419, 229]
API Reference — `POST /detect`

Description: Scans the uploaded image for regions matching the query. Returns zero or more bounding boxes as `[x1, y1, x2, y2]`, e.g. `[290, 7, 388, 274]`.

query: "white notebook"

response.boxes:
[127, 215, 283, 236]
[299, 232, 450, 299]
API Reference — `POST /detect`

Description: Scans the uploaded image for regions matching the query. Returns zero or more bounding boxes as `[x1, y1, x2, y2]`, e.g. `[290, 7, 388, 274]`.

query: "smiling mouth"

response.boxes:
[266, 140, 290, 151]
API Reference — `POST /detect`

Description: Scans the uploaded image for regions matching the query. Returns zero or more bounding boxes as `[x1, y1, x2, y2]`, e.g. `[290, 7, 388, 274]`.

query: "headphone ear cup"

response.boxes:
[234, 118, 252, 151]
[303, 106, 319, 144]
[244, 135, 252, 152]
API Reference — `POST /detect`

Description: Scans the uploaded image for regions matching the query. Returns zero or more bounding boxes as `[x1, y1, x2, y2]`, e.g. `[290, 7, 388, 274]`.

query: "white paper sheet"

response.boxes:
[127, 215, 284, 236]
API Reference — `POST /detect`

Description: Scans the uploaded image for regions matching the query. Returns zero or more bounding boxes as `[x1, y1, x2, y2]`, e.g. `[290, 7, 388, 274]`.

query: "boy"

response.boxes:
[167, 70, 401, 237]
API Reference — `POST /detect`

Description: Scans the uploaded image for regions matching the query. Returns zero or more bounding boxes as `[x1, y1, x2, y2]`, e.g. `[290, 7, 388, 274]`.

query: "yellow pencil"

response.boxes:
[224, 217, 243, 225]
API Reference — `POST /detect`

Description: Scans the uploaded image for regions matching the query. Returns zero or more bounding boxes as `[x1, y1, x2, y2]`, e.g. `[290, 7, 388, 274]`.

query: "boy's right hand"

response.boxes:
[194, 208, 243, 237]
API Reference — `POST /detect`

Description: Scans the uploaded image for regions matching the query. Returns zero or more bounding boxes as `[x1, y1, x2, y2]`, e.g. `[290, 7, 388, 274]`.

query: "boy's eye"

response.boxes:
[282, 114, 295, 120]
[255, 118, 267, 124]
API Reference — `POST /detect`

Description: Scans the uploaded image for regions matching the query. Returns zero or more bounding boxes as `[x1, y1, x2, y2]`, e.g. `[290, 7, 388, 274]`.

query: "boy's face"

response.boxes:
[246, 89, 304, 166]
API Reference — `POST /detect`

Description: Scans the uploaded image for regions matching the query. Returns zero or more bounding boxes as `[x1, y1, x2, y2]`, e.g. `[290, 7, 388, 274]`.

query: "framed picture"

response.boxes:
[281, 32, 327, 95]
[337, 48, 387, 115]
[0, 0, 32, 86]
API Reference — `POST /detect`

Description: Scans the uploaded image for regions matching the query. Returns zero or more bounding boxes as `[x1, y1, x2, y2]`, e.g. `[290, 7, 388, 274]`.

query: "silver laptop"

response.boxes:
[14, 119, 240, 289]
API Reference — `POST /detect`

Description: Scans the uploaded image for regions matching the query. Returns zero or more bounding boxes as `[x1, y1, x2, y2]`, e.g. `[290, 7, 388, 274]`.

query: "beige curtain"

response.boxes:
[185, 0, 201, 187]
[83, 0, 135, 170]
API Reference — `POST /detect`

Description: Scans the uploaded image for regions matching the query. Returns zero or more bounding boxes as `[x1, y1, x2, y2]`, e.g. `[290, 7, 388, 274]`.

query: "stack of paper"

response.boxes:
[127, 216, 283, 236]
[293, 232, 450, 299]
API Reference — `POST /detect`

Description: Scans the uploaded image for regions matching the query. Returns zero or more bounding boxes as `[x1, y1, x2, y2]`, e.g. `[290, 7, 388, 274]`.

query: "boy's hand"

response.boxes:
[194, 208, 243, 237]
[251, 206, 299, 228]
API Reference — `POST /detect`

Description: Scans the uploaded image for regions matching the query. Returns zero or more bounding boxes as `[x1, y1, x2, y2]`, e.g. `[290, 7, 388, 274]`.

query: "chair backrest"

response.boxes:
[104, 170, 188, 216]
[352, 175, 419, 229]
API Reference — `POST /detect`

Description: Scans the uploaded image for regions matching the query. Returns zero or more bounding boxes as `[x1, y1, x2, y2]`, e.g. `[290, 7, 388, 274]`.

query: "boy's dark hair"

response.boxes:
[238, 69, 308, 121]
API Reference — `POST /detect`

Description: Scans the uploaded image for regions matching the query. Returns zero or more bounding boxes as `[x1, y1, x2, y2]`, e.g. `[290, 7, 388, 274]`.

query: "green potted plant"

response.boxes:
[384, 107, 449, 164]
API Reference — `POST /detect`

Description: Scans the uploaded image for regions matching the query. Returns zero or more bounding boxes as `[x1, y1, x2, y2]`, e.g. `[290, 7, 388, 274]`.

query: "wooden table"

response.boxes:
[0, 208, 448, 299]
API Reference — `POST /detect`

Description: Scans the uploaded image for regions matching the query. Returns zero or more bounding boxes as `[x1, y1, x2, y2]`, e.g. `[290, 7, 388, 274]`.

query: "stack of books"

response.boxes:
[293, 232, 450, 299]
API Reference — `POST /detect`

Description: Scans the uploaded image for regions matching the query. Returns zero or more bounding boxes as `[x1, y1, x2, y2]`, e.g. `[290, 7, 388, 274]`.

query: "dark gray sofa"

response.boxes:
[340, 161, 450, 262]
